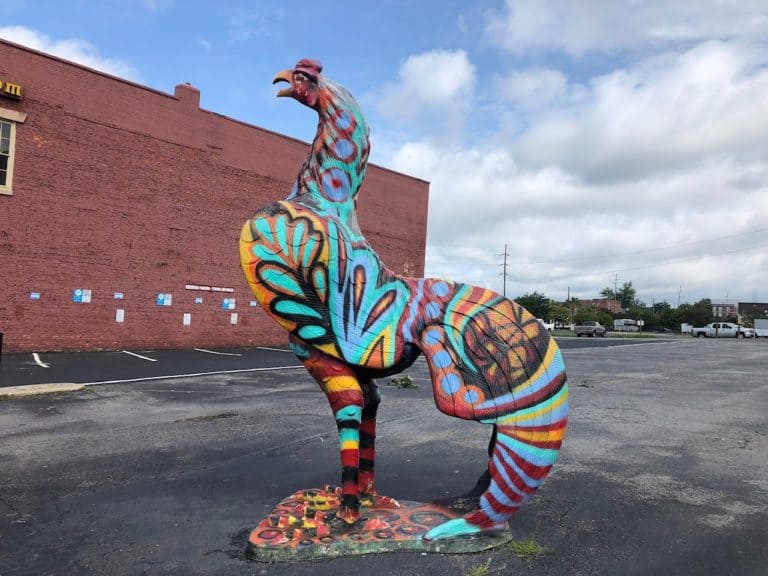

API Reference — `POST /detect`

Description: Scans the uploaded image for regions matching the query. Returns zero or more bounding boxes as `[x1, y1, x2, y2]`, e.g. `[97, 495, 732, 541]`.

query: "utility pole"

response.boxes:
[677, 286, 682, 308]
[499, 244, 510, 297]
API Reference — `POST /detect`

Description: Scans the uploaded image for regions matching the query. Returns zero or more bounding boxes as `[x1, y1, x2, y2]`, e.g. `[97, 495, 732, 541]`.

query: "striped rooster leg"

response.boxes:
[424, 385, 569, 540]
[297, 343, 365, 526]
[357, 380, 380, 500]
[334, 403, 363, 524]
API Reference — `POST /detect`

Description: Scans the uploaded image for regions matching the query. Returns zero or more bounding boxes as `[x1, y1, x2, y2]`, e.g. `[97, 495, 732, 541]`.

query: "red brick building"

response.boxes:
[576, 298, 622, 314]
[0, 39, 429, 353]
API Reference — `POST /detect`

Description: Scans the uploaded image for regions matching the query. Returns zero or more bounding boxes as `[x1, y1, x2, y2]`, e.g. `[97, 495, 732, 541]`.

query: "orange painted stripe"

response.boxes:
[510, 427, 566, 443]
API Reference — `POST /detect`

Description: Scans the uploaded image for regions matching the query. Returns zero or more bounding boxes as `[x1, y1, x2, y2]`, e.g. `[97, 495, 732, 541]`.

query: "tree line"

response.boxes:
[513, 281, 749, 330]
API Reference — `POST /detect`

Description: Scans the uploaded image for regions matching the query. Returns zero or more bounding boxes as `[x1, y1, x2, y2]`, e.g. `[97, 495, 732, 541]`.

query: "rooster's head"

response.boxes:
[273, 59, 323, 109]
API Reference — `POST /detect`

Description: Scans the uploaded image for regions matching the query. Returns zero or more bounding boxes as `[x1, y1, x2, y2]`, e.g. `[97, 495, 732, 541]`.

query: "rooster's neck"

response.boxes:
[288, 80, 370, 234]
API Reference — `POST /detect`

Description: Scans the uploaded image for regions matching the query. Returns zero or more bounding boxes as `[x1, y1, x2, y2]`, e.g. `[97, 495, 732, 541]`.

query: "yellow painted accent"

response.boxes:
[341, 440, 359, 450]
[322, 376, 361, 393]
[359, 327, 394, 367]
[240, 221, 254, 243]
[315, 342, 342, 359]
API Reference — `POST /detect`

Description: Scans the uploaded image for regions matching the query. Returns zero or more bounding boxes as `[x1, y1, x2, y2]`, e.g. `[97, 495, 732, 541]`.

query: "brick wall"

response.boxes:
[0, 40, 428, 353]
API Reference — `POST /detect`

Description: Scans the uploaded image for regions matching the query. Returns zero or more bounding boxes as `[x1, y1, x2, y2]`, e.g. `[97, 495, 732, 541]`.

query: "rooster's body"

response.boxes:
[240, 59, 569, 540]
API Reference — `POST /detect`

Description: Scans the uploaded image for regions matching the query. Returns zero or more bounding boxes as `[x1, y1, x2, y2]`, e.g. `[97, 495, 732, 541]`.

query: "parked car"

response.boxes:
[574, 321, 606, 337]
[690, 322, 754, 338]
[537, 319, 554, 333]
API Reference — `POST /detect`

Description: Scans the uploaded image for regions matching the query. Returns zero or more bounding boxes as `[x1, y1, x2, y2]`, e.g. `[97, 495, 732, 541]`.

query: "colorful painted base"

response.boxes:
[247, 486, 512, 562]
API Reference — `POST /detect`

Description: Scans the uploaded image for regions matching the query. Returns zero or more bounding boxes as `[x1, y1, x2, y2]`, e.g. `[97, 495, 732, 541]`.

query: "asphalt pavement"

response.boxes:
[0, 336, 668, 388]
[1, 338, 766, 575]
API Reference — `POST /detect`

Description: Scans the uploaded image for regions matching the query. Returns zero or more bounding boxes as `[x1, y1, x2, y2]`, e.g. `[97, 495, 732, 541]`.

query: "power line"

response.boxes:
[429, 226, 768, 266]
[498, 243, 510, 297]
[485, 241, 768, 291]
[542, 240, 768, 282]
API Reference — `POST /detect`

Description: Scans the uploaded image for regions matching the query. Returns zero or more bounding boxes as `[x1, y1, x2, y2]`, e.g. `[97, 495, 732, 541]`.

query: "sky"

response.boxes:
[2, 0, 768, 307]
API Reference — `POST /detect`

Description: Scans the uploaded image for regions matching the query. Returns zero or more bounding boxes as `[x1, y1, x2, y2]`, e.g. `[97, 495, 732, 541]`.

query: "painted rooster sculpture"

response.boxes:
[240, 59, 569, 541]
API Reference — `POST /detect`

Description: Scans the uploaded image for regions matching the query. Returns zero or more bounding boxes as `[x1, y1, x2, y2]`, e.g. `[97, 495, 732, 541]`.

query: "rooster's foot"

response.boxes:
[423, 518, 507, 541]
[359, 493, 400, 509]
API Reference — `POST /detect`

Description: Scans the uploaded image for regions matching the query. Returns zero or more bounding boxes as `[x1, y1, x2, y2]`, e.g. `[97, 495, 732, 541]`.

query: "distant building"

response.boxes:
[577, 298, 622, 314]
[711, 301, 738, 319]
[738, 302, 768, 320]
[614, 318, 640, 332]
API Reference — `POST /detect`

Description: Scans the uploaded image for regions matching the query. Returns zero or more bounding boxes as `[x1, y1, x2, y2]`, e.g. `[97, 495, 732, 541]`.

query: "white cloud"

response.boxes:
[497, 68, 569, 110]
[485, 0, 768, 56]
[373, 50, 476, 138]
[0, 26, 141, 81]
[380, 38, 768, 304]
[229, 8, 283, 43]
[195, 37, 212, 51]
[513, 41, 768, 183]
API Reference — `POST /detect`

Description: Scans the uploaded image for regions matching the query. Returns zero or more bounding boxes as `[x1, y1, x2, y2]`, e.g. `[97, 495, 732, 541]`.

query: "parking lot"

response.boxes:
[1, 338, 766, 575]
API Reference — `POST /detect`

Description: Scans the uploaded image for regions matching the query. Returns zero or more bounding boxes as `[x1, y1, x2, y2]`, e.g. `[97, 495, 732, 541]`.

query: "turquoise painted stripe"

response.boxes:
[338, 428, 359, 444]
[489, 479, 522, 508]
[274, 217, 288, 252]
[497, 434, 560, 469]
[495, 445, 546, 489]
[252, 244, 283, 263]
[254, 218, 274, 244]
[479, 495, 509, 523]
[402, 278, 425, 343]
[261, 269, 303, 297]
[298, 325, 326, 340]
[313, 268, 326, 300]
[273, 300, 323, 319]
[335, 405, 363, 421]
[302, 237, 317, 269]
[445, 285, 476, 371]
[492, 454, 529, 497]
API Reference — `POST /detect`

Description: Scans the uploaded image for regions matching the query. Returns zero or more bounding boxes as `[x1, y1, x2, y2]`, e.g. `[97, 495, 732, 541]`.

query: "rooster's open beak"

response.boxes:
[272, 69, 293, 97]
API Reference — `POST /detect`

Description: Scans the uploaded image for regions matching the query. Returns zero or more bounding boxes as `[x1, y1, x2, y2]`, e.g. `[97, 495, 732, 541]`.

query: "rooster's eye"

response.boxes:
[294, 72, 308, 83]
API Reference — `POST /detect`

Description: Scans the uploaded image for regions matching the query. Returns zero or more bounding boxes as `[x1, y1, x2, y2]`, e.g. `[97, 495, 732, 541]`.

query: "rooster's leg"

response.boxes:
[290, 338, 365, 526]
[357, 379, 379, 501]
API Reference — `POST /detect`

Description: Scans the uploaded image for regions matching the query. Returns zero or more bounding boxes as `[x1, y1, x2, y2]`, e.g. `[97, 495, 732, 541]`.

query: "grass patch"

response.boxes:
[508, 538, 545, 559]
[387, 375, 418, 389]
[465, 559, 492, 576]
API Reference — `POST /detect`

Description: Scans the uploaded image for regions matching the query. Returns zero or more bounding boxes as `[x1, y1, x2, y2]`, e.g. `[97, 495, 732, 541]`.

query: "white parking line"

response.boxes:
[194, 348, 243, 356]
[256, 347, 293, 353]
[32, 353, 50, 368]
[121, 350, 158, 362]
[82, 365, 305, 386]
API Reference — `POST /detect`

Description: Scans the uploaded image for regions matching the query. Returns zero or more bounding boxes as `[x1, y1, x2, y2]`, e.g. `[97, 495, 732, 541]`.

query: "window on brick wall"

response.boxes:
[0, 119, 16, 195]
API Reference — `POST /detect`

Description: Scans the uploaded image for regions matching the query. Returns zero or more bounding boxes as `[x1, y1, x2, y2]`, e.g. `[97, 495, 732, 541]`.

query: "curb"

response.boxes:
[0, 383, 85, 399]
